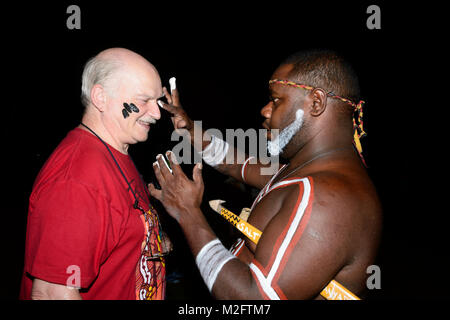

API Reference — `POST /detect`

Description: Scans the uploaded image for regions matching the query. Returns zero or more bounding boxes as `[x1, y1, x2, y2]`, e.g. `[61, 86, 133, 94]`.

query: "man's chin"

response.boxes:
[132, 132, 149, 144]
[267, 141, 282, 157]
[267, 138, 293, 159]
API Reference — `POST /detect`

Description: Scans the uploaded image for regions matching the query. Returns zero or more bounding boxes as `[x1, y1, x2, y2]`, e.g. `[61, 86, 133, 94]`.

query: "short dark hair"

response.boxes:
[281, 49, 361, 107]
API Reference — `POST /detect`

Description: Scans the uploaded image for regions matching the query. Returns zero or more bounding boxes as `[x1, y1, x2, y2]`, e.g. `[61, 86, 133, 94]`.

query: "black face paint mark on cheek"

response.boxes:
[129, 103, 140, 113]
[123, 103, 132, 113]
[122, 102, 140, 119]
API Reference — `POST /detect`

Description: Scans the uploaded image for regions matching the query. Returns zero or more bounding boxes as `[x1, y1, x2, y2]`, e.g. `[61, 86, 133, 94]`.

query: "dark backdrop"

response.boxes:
[1, 1, 438, 300]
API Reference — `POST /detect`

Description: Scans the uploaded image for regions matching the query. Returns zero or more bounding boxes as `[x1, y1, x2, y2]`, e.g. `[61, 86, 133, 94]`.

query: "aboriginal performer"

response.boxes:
[151, 50, 382, 299]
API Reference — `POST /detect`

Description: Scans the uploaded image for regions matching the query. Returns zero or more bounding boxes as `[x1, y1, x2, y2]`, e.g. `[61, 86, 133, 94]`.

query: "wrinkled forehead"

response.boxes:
[117, 65, 163, 98]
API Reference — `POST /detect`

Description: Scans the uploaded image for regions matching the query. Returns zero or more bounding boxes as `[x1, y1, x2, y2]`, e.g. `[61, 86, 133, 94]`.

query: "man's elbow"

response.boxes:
[31, 278, 82, 300]
[30, 287, 47, 300]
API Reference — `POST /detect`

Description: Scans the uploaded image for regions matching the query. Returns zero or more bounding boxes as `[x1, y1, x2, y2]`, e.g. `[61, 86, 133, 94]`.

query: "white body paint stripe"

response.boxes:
[230, 238, 245, 256]
[241, 157, 255, 182]
[267, 178, 311, 283]
[250, 263, 280, 300]
[250, 177, 312, 299]
[250, 164, 286, 211]
[267, 178, 305, 194]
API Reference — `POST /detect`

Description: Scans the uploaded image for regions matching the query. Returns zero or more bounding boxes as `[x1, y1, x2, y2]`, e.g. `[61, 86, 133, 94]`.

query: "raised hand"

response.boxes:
[158, 78, 194, 132]
[148, 151, 204, 223]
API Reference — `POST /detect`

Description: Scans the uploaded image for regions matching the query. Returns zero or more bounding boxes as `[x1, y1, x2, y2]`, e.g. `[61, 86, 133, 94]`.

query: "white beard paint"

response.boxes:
[267, 109, 304, 156]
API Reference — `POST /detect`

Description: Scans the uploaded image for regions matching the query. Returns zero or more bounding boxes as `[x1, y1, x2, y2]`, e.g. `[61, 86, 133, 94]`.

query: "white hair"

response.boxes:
[80, 55, 123, 107]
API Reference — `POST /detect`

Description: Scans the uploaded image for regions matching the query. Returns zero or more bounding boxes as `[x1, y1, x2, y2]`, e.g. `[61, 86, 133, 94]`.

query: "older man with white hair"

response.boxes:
[20, 48, 168, 300]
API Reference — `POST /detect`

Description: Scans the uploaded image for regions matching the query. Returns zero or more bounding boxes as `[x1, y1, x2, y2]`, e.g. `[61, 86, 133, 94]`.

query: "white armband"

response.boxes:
[195, 239, 236, 292]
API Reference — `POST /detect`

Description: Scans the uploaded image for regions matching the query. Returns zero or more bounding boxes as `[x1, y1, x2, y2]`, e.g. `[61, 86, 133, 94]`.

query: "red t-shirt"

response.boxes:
[20, 127, 166, 300]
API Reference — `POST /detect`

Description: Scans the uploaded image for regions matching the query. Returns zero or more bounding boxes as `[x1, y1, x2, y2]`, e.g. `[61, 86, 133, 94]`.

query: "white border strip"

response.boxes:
[241, 156, 255, 182]
[250, 263, 280, 300]
[267, 178, 311, 283]
[267, 178, 305, 194]
[249, 178, 312, 299]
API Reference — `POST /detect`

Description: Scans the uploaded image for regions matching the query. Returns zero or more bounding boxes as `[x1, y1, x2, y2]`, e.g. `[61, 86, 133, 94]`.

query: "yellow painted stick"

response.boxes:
[320, 280, 360, 300]
[209, 200, 262, 244]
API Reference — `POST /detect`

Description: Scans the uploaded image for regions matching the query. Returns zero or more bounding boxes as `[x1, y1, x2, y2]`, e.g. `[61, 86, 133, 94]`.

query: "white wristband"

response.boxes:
[201, 135, 230, 167]
[196, 239, 236, 292]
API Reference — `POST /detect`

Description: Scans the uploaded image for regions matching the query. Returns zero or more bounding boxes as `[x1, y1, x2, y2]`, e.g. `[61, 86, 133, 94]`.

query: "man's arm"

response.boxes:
[149, 153, 353, 299]
[31, 278, 82, 300]
[159, 84, 273, 189]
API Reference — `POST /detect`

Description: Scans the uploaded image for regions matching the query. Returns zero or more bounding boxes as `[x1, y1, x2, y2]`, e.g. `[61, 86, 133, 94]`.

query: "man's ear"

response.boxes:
[309, 88, 328, 117]
[90, 84, 107, 112]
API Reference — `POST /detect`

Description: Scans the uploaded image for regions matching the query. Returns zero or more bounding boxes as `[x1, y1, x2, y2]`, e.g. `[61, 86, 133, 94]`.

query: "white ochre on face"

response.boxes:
[267, 109, 304, 156]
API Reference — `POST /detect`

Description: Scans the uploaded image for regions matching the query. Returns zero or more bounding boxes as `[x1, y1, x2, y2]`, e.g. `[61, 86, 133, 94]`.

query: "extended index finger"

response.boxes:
[162, 86, 173, 105]
[157, 99, 177, 116]
[165, 151, 186, 177]
[169, 77, 181, 106]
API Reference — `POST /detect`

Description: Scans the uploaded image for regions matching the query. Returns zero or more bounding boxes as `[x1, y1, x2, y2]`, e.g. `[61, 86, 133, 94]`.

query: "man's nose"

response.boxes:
[260, 101, 273, 119]
[148, 100, 161, 120]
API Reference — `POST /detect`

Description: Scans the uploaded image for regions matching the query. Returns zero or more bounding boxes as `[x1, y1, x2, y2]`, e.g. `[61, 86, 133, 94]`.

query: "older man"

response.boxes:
[20, 48, 167, 300]
[152, 50, 382, 299]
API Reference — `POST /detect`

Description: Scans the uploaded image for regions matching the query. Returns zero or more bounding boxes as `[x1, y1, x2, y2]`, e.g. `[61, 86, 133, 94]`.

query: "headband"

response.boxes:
[269, 79, 366, 163]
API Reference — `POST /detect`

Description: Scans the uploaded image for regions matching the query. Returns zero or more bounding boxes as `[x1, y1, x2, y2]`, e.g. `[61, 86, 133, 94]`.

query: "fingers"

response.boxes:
[176, 119, 188, 130]
[158, 97, 177, 115]
[153, 151, 201, 193]
[169, 77, 180, 106]
[148, 183, 162, 201]
[165, 151, 186, 177]
[192, 162, 204, 186]
[152, 158, 167, 191]
[156, 154, 172, 179]
[162, 86, 173, 105]
[162, 77, 180, 107]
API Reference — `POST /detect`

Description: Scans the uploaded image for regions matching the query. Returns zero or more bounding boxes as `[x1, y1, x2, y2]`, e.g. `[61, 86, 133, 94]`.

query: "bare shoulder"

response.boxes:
[304, 168, 382, 258]
[309, 169, 381, 222]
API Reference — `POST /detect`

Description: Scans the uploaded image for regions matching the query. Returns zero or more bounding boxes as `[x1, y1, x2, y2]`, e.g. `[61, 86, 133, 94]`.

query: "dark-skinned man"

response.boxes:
[150, 50, 382, 300]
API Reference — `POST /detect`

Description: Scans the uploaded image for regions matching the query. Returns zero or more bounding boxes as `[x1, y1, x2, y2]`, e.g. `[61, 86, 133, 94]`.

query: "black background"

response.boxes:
[0, 1, 442, 303]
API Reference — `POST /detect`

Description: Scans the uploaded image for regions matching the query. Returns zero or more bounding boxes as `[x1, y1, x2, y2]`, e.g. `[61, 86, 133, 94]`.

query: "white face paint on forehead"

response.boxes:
[267, 109, 304, 157]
